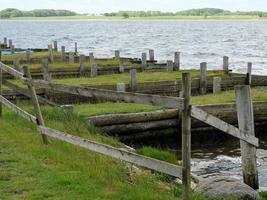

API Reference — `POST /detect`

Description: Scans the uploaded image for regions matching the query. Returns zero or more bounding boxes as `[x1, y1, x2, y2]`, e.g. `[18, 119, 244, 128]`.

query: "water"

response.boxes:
[0, 20, 267, 74]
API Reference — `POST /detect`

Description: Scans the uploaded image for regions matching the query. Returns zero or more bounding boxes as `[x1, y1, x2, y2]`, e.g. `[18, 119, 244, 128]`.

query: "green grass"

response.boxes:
[53, 70, 226, 86]
[192, 86, 267, 105]
[136, 147, 177, 165]
[74, 102, 159, 117]
[0, 106, 181, 199]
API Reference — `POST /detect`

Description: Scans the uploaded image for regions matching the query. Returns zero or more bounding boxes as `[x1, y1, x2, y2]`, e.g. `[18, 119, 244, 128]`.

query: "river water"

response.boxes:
[0, 19, 267, 189]
[0, 19, 267, 74]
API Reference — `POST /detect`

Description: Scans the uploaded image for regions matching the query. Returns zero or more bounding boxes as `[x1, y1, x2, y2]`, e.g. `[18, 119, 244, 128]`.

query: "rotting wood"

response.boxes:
[38, 125, 183, 179]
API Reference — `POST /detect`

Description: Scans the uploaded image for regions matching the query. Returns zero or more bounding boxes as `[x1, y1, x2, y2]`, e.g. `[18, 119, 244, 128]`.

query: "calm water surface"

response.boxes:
[0, 20, 267, 74]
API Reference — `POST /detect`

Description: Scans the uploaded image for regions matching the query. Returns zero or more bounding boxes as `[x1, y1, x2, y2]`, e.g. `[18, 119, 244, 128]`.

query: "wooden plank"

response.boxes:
[38, 125, 183, 179]
[181, 72, 191, 200]
[0, 69, 2, 116]
[0, 61, 24, 79]
[28, 80, 185, 109]
[235, 85, 259, 189]
[0, 95, 37, 123]
[191, 106, 259, 147]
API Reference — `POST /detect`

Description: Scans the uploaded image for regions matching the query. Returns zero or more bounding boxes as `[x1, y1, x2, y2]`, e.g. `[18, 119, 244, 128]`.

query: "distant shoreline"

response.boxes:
[1, 15, 267, 21]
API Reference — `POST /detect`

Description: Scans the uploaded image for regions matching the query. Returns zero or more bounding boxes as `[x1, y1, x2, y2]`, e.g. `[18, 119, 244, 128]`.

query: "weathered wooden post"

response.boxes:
[3, 37, 7, 48]
[8, 39, 12, 48]
[11, 45, 15, 54]
[91, 63, 98, 77]
[174, 52, 180, 71]
[89, 52, 94, 63]
[61, 46, 66, 62]
[200, 62, 207, 94]
[115, 50, 120, 60]
[246, 62, 252, 85]
[129, 69, 137, 92]
[116, 83, 126, 92]
[48, 44, 54, 63]
[141, 52, 147, 70]
[53, 41, 58, 52]
[75, 42, 78, 53]
[69, 52, 75, 64]
[235, 85, 259, 190]
[0, 68, 2, 117]
[23, 66, 49, 144]
[223, 56, 229, 73]
[13, 58, 20, 72]
[213, 77, 222, 94]
[166, 60, 174, 71]
[182, 72, 191, 200]
[42, 59, 51, 82]
[149, 49, 154, 62]
[119, 59, 124, 73]
[26, 49, 31, 64]
[79, 54, 85, 76]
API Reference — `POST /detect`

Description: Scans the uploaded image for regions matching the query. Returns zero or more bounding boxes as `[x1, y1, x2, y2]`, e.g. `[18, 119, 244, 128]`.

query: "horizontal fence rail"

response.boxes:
[0, 61, 24, 80]
[27, 79, 185, 109]
[0, 95, 37, 124]
[191, 106, 259, 147]
[38, 125, 183, 179]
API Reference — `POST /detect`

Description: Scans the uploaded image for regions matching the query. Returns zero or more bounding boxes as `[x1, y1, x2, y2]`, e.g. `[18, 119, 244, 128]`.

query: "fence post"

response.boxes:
[115, 50, 120, 60]
[129, 69, 137, 92]
[61, 46, 66, 62]
[75, 42, 78, 53]
[119, 59, 124, 73]
[69, 52, 75, 64]
[26, 49, 31, 64]
[167, 60, 174, 71]
[8, 39, 12, 48]
[11, 45, 15, 54]
[182, 72, 191, 200]
[235, 85, 259, 189]
[149, 49, 154, 62]
[0, 68, 2, 117]
[213, 77, 222, 94]
[91, 63, 98, 77]
[89, 52, 94, 63]
[3, 37, 7, 48]
[223, 56, 229, 73]
[79, 54, 85, 76]
[246, 62, 252, 85]
[141, 52, 147, 70]
[13, 58, 20, 72]
[23, 66, 49, 144]
[48, 44, 54, 63]
[53, 41, 58, 52]
[200, 62, 207, 94]
[116, 83, 126, 92]
[42, 59, 51, 82]
[174, 52, 180, 71]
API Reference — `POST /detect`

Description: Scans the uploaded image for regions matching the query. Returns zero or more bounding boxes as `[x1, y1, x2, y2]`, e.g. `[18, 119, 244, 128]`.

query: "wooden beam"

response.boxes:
[38, 125, 183, 179]
[191, 106, 259, 147]
[28, 80, 185, 109]
[0, 95, 37, 123]
[0, 61, 24, 79]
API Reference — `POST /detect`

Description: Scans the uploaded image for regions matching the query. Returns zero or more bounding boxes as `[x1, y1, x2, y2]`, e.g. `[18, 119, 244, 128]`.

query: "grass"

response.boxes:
[0, 106, 182, 199]
[74, 102, 159, 117]
[192, 86, 267, 105]
[53, 70, 226, 86]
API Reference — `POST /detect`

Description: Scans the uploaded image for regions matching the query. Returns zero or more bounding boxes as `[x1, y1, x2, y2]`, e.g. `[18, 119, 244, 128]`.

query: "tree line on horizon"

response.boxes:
[0, 8, 77, 18]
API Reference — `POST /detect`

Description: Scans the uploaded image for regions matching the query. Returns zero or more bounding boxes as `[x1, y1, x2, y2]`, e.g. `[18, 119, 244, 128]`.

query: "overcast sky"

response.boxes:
[0, 0, 267, 13]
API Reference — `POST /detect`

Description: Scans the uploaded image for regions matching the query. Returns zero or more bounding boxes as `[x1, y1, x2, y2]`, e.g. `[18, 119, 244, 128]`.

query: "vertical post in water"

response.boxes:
[149, 49, 154, 62]
[11, 45, 15, 54]
[235, 85, 259, 189]
[246, 62, 252, 85]
[213, 77, 222, 94]
[69, 52, 75, 64]
[79, 54, 85, 76]
[115, 50, 120, 60]
[91, 63, 98, 77]
[23, 66, 49, 144]
[8, 39, 12, 48]
[3, 37, 7, 48]
[119, 59, 124, 73]
[141, 52, 147, 70]
[89, 52, 94, 64]
[200, 62, 207, 94]
[61, 46, 66, 62]
[53, 41, 58, 52]
[26, 49, 31, 64]
[166, 60, 174, 71]
[223, 56, 229, 74]
[182, 72, 191, 200]
[75, 42, 78, 53]
[174, 52, 180, 71]
[129, 69, 137, 92]
[48, 44, 54, 63]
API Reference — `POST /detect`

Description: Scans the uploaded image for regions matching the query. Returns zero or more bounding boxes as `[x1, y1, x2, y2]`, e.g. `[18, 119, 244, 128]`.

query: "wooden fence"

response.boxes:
[0, 61, 260, 199]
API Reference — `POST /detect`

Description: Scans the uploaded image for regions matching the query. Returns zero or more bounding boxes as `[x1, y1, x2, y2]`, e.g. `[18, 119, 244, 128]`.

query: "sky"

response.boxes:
[0, 0, 267, 13]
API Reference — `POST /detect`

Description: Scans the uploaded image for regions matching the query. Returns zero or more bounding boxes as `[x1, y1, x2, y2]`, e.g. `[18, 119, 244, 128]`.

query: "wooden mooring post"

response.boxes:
[200, 62, 207, 94]
[174, 52, 180, 71]
[167, 60, 174, 71]
[75, 42, 78, 53]
[13, 58, 20, 72]
[213, 77, 222, 94]
[246, 62, 252, 85]
[223, 56, 229, 73]
[91, 63, 98, 77]
[53, 41, 58, 52]
[69, 52, 75, 64]
[23, 66, 49, 144]
[8, 39, 12, 48]
[182, 72, 191, 200]
[3, 37, 7, 48]
[235, 85, 259, 189]
[129, 69, 137, 92]
[61, 46, 66, 62]
[119, 59, 124, 73]
[89, 52, 94, 63]
[48, 44, 54, 63]
[149, 49, 154, 62]
[141, 52, 147, 70]
[115, 50, 120, 60]
[79, 54, 85, 76]
[26, 50, 31, 64]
